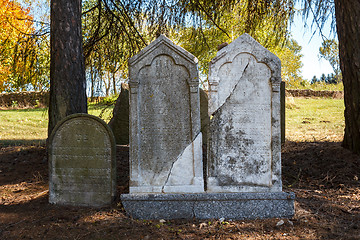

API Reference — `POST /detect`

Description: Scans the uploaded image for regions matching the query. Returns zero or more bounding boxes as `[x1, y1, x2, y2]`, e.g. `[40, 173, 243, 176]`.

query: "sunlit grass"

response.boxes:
[285, 97, 345, 142]
[0, 108, 48, 143]
[0, 98, 345, 145]
[0, 105, 114, 145]
[285, 81, 344, 91]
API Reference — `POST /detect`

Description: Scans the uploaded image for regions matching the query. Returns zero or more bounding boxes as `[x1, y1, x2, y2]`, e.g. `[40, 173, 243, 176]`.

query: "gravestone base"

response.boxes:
[121, 192, 295, 220]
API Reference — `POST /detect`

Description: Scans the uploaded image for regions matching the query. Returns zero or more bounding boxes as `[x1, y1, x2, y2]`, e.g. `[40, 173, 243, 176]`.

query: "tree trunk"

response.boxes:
[48, 0, 87, 137]
[90, 65, 95, 98]
[334, 0, 360, 154]
[112, 72, 117, 95]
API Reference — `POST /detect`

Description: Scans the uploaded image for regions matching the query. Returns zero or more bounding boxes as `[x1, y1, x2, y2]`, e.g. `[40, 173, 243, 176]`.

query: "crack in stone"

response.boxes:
[161, 132, 201, 193]
[212, 61, 250, 117]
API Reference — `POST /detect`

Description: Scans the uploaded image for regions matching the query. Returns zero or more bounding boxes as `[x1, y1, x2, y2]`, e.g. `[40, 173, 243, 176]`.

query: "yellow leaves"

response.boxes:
[0, 0, 36, 92]
[0, 0, 33, 38]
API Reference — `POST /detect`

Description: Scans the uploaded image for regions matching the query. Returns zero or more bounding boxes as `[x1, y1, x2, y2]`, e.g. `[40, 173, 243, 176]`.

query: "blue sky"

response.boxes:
[290, 9, 337, 81]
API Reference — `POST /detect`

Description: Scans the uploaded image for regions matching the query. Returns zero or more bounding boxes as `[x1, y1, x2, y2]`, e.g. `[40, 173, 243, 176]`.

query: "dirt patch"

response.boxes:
[1, 142, 359, 239]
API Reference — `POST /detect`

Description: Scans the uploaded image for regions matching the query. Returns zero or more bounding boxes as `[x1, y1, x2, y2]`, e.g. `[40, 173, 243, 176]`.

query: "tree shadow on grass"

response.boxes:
[0, 139, 46, 147]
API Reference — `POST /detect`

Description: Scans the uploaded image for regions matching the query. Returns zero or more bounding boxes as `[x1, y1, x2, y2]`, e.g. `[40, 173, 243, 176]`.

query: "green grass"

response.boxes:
[0, 98, 345, 146]
[285, 97, 345, 142]
[0, 108, 48, 144]
[0, 104, 114, 146]
[88, 103, 114, 122]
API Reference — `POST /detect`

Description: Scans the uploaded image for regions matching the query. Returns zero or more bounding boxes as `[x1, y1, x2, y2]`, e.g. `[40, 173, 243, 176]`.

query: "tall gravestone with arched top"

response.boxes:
[121, 35, 204, 219]
[127, 35, 204, 194]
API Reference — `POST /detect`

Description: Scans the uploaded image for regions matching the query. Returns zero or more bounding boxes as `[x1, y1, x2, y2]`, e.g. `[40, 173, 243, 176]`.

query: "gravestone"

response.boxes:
[108, 83, 129, 145]
[126, 35, 203, 193]
[121, 34, 294, 220]
[204, 34, 294, 218]
[207, 33, 282, 192]
[49, 113, 116, 207]
[121, 35, 204, 219]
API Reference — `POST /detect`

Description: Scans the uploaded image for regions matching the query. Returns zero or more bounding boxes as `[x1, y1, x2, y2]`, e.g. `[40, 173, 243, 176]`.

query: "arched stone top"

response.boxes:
[129, 35, 199, 87]
[48, 113, 116, 150]
[210, 33, 281, 84]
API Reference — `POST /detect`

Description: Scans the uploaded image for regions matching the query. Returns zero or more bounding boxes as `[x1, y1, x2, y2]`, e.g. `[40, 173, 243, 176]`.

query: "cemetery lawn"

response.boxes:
[1, 98, 359, 239]
[0, 104, 113, 146]
[0, 97, 345, 145]
[285, 97, 345, 142]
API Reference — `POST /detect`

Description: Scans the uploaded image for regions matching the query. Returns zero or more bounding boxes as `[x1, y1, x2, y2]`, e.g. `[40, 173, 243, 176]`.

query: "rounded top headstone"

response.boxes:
[48, 113, 116, 207]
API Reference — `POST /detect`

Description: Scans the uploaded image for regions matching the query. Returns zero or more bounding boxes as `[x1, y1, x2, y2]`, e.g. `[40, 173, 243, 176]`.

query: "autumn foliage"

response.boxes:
[0, 0, 38, 92]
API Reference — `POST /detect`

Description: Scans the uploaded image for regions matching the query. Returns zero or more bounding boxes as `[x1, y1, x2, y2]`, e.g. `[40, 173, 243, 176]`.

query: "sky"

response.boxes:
[290, 9, 337, 81]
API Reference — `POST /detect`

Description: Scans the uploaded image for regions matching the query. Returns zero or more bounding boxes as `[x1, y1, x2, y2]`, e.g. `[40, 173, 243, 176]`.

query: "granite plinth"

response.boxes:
[121, 192, 295, 220]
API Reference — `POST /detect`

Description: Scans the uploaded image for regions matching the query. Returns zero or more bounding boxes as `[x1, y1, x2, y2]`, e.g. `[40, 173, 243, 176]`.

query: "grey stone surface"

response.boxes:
[121, 192, 295, 220]
[128, 35, 204, 193]
[207, 33, 282, 193]
[48, 113, 116, 207]
[108, 84, 208, 147]
[108, 83, 129, 145]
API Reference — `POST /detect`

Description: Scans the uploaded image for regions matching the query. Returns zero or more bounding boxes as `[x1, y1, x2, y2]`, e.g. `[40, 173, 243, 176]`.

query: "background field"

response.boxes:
[0, 97, 345, 145]
[0, 104, 114, 145]
[285, 97, 344, 142]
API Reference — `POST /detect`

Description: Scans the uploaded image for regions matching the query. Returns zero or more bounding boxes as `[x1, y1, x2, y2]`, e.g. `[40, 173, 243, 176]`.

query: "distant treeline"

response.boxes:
[311, 73, 341, 85]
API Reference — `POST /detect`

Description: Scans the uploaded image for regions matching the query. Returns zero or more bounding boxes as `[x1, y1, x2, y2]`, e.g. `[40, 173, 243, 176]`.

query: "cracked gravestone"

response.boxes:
[121, 34, 294, 220]
[207, 33, 283, 193]
[127, 35, 204, 194]
[48, 114, 116, 207]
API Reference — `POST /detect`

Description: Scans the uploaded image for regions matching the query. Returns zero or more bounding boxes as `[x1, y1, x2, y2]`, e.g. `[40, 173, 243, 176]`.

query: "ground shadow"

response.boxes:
[0, 139, 46, 147]
[1, 141, 360, 239]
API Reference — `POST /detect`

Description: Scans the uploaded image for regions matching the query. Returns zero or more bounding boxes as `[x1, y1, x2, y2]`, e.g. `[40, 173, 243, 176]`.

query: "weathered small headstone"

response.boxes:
[49, 113, 116, 207]
[108, 83, 129, 145]
[127, 34, 203, 194]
